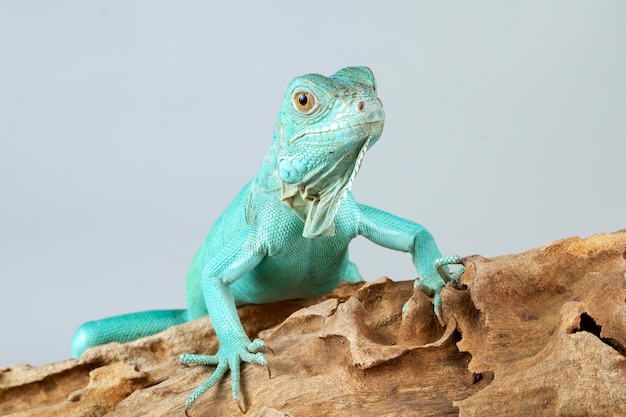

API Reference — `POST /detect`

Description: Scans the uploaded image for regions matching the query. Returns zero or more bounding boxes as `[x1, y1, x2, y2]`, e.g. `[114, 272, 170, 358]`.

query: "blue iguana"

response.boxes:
[71, 66, 464, 411]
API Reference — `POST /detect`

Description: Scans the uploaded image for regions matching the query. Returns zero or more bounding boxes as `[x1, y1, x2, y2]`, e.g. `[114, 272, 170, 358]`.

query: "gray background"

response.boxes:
[1, 2, 624, 368]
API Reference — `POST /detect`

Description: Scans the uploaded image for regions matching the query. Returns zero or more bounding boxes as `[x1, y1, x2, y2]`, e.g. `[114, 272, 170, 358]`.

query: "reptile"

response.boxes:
[71, 66, 464, 412]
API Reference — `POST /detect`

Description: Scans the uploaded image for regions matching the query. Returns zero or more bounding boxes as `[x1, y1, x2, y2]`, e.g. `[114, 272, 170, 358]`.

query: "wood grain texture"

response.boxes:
[2, 230, 625, 416]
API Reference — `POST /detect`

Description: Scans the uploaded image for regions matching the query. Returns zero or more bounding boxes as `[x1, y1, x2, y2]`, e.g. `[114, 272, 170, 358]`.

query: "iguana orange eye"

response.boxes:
[294, 92, 315, 111]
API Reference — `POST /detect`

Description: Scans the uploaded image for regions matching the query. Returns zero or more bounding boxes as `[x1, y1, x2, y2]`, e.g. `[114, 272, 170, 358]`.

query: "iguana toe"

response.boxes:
[434, 255, 465, 283]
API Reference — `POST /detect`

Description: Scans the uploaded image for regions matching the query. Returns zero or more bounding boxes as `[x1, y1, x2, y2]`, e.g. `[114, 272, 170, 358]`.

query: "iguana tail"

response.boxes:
[71, 309, 189, 358]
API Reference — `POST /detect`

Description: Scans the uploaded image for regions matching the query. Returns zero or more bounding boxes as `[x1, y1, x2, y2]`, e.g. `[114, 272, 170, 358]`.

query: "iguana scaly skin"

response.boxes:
[71, 67, 464, 411]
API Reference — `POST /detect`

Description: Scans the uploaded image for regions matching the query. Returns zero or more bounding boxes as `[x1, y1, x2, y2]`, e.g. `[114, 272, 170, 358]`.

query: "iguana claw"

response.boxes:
[434, 303, 444, 327]
[235, 392, 246, 414]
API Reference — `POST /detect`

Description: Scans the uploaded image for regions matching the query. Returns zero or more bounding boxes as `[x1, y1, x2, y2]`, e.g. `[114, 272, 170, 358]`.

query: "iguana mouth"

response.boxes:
[281, 135, 372, 238]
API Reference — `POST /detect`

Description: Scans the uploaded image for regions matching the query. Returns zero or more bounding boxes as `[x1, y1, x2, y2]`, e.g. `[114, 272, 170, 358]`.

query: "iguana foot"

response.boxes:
[179, 338, 268, 413]
[405, 256, 465, 326]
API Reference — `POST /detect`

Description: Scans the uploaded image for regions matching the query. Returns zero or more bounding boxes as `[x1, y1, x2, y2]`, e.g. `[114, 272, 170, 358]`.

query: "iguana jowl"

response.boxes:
[71, 66, 464, 411]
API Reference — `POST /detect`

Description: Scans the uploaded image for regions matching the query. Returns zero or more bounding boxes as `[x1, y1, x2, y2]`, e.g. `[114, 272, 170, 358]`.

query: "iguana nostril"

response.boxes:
[365, 107, 385, 123]
[357, 101, 365, 111]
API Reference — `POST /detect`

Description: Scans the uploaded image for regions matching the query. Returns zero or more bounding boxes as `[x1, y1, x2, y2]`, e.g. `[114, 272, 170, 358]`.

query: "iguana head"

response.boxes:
[273, 66, 385, 238]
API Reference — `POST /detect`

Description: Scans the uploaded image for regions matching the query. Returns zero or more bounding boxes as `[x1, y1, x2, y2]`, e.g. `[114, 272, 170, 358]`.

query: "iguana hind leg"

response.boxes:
[71, 309, 189, 358]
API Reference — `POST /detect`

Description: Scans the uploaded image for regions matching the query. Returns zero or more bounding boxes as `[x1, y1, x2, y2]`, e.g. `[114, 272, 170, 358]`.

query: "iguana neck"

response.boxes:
[252, 140, 283, 194]
[252, 141, 317, 223]
[252, 135, 370, 238]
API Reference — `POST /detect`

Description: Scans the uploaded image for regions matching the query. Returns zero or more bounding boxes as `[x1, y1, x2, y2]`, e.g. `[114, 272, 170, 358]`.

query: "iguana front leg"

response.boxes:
[357, 204, 465, 324]
[180, 224, 268, 412]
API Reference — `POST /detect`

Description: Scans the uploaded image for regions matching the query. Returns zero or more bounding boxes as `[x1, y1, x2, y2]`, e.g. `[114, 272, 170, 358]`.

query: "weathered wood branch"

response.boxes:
[2, 230, 625, 416]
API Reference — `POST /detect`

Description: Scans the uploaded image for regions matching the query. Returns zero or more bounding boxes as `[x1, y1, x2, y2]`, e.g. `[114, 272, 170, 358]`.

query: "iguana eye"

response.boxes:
[294, 92, 315, 111]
